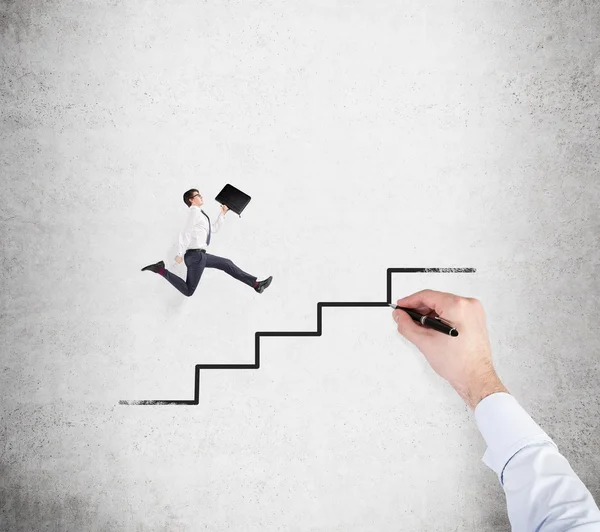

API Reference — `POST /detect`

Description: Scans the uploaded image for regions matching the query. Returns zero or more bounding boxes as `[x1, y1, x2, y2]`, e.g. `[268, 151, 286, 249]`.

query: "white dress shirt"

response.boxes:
[177, 205, 225, 258]
[475, 392, 600, 531]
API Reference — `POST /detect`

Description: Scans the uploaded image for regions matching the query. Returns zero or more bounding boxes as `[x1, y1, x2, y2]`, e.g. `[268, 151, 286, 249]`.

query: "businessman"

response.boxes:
[141, 188, 273, 297]
[392, 289, 600, 531]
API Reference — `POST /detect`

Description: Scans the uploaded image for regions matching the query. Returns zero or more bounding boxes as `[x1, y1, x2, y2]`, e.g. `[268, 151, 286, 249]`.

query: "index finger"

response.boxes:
[396, 289, 457, 318]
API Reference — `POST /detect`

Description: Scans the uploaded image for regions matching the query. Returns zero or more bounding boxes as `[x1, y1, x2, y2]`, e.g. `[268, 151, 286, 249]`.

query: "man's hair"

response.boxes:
[183, 189, 199, 207]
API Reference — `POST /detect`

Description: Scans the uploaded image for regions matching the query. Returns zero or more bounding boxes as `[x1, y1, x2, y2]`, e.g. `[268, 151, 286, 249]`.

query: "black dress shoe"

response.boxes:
[254, 276, 273, 293]
[141, 260, 165, 273]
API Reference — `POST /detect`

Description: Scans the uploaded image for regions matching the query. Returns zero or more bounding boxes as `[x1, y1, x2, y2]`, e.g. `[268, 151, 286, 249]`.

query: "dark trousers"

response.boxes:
[162, 249, 257, 297]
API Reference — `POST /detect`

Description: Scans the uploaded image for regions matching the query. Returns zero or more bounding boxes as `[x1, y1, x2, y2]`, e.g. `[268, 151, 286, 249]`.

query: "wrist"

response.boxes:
[453, 368, 508, 411]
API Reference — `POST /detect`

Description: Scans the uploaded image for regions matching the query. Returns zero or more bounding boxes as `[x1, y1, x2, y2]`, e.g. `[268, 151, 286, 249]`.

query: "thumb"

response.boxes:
[394, 309, 429, 344]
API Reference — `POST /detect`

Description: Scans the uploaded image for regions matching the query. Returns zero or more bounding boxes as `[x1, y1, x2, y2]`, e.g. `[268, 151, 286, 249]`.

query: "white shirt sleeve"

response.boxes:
[211, 211, 225, 233]
[474, 392, 600, 531]
[177, 209, 197, 257]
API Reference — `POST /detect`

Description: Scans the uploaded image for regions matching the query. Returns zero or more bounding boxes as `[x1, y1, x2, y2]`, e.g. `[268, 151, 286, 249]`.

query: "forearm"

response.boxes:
[453, 368, 508, 411]
[178, 231, 191, 257]
[212, 211, 225, 233]
[178, 210, 197, 255]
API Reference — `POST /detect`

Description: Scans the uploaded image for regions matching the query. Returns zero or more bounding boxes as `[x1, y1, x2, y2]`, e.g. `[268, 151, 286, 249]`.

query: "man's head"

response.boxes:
[183, 189, 204, 208]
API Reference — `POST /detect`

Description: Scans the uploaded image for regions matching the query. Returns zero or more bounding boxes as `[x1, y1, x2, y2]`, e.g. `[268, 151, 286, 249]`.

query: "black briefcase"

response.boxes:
[215, 184, 252, 216]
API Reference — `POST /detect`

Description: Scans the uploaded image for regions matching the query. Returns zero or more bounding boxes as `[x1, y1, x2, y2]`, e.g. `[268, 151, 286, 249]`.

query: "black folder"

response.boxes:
[215, 184, 251, 216]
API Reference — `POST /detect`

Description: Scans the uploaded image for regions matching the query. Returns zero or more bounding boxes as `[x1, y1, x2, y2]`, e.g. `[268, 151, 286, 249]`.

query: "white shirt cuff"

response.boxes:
[474, 392, 556, 482]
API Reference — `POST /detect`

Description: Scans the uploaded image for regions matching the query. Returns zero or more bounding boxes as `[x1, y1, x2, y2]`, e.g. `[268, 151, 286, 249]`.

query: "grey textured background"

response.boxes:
[1, 0, 599, 530]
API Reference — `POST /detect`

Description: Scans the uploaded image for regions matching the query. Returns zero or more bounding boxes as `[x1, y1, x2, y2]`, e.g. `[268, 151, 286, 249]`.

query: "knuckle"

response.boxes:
[454, 295, 467, 307]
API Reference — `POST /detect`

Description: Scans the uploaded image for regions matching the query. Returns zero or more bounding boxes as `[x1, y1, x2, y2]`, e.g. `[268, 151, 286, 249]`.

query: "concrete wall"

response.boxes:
[1, 0, 599, 529]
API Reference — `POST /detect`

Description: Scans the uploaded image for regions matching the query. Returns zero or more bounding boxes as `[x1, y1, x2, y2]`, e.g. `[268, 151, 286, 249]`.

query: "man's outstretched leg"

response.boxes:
[141, 251, 206, 296]
[204, 252, 272, 293]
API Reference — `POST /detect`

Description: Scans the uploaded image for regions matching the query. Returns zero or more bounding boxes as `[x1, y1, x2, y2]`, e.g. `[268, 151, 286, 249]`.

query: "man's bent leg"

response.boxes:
[161, 252, 206, 296]
[204, 253, 257, 287]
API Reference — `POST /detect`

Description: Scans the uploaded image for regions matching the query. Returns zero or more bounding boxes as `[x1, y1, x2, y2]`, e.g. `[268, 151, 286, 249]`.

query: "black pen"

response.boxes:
[388, 304, 459, 337]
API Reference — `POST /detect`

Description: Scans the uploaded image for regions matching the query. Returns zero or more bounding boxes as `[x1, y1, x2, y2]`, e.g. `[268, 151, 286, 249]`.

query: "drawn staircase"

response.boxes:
[119, 267, 475, 405]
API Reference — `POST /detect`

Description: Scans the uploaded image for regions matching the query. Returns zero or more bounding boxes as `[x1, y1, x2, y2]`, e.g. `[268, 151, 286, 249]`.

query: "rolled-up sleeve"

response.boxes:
[178, 209, 197, 257]
[211, 211, 225, 233]
[474, 392, 600, 531]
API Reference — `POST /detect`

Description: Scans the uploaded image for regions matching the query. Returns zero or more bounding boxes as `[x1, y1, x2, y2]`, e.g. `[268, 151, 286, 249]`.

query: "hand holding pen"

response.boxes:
[388, 303, 458, 336]
[390, 289, 507, 410]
